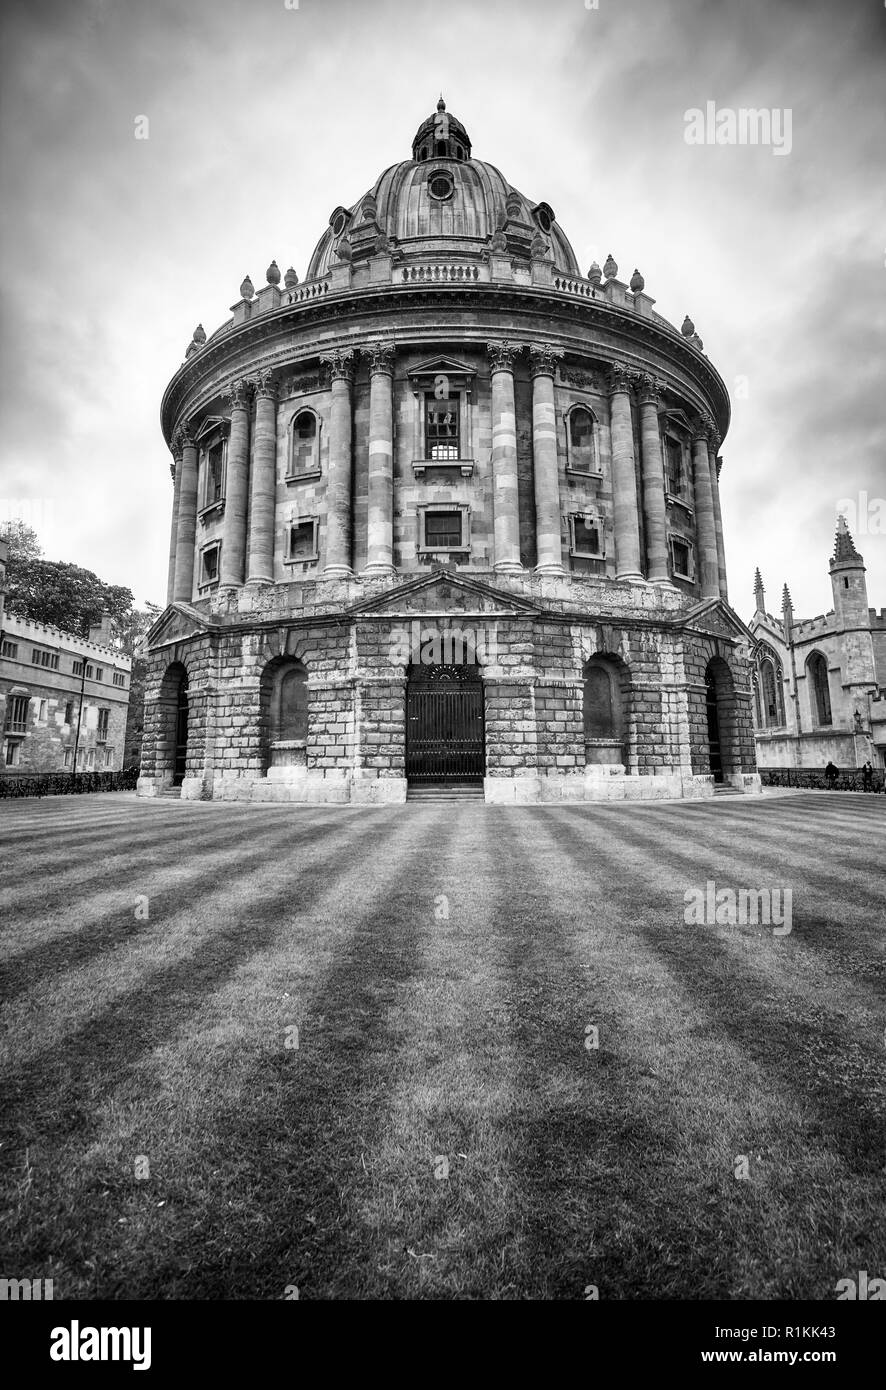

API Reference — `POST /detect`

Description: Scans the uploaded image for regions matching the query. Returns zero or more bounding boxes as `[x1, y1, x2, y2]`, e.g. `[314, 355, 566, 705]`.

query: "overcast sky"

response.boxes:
[1, 0, 883, 621]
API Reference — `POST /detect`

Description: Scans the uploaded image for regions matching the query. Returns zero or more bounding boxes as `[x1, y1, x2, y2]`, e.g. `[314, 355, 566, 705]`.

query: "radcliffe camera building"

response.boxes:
[138, 101, 760, 804]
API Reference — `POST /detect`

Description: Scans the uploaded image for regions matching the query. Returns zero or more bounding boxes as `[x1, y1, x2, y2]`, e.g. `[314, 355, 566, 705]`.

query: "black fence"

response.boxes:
[0, 768, 140, 799]
[760, 766, 885, 793]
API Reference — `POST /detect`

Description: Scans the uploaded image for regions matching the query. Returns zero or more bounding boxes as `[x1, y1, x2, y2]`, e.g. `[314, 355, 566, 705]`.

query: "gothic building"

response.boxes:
[138, 100, 759, 803]
[749, 518, 886, 770]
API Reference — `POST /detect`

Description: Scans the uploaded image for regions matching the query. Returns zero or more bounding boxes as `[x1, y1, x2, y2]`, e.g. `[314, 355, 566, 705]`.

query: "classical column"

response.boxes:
[247, 370, 277, 585]
[606, 365, 643, 581]
[529, 345, 564, 574]
[167, 440, 183, 606]
[320, 349, 355, 577]
[709, 435, 728, 600]
[637, 374, 671, 584]
[173, 423, 198, 603]
[363, 342, 396, 576]
[692, 416, 720, 599]
[220, 379, 252, 588]
[488, 340, 523, 573]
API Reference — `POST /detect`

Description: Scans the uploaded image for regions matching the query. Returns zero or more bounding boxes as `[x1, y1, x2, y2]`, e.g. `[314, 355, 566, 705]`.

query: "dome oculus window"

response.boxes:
[532, 202, 555, 235]
[428, 170, 454, 201]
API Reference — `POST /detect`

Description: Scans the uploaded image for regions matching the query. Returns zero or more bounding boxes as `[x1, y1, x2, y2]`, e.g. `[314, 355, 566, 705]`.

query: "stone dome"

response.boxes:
[306, 100, 581, 280]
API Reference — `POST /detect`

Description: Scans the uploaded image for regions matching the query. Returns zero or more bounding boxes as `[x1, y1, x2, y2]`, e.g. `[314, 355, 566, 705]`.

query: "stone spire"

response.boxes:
[753, 567, 765, 613]
[832, 513, 862, 564]
[782, 583, 793, 638]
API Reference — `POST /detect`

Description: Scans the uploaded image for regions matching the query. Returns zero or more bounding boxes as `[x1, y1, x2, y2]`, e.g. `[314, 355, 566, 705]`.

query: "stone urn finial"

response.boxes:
[284, 266, 298, 289]
[336, 237, 352, 263]
[193, 323, 206, 344]
[603, 252, 618, 280]
[240, 274, 255, 301]
[530, 231, 548, 259]
[681, 314, 695, 337]
[266, 260, 281, 285]
[630, 268, 645, 293]
[588, 261, 602, 285]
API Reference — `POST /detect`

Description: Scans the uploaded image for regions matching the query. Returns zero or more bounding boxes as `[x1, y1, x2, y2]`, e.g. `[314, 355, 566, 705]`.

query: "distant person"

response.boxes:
[861, 761, 874, 792]
[824, 760, 839, 788]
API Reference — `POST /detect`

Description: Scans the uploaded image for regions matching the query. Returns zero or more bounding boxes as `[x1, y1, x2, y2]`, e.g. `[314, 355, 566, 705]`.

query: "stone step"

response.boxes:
[712, 785, 744, 796]
[159, 787, 182, 798]
[407, 784, 485, 801]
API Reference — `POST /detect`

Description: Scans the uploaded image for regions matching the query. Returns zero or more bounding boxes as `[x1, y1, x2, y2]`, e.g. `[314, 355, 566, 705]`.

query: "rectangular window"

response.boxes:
[425, 393, 460, 461]
[4, 695, 29, 734]
[424, 510, 463, 549]
[73, 660, 84, 677]
[671, 539, 692, 579]
[665, 438, 685, 497]
[286, 521, 318, 562]
[64, 700, 74, 724]
[201, 544, 220, 586]
[97, 708, 110, 741]
[94, 666, 104, 682]
[113, 672, 126, 688]
[5, 739, 21, 767]
[76, 747, 85, 768]
[31, 648, 60, 670]
[86, 749, 95, 770]
[204, 443, 225, 506]
[1, 639, 18, 658]
[571, 515, 604, 558]
[86, 665, 94, 680]
[64, 747, 73, 768]
[104, 747, 114, 768]
[38, 699, 48, 720]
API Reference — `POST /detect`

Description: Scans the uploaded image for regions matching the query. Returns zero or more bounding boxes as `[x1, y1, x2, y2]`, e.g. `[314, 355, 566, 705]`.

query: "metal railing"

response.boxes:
[759, 767, 884, 793]
[0, 768, 140, 799]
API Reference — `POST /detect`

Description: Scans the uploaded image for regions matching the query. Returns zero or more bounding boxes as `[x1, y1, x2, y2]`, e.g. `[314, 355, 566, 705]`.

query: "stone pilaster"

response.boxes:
[606, 365, 643, 581]
[173, 423, 198, 603]
[637, 374, 671, 585]
[488, 340, 523, 574]
[320, 349, 355, 577]
[709, 439, 728, 600]
[247, 370, 278, 585]
[529, 345, 564, 575]
[692, 416, 720, 599]
[220, 379, 253, 588]
[167, 437, 183, 606]
[363, 342, 396, 576]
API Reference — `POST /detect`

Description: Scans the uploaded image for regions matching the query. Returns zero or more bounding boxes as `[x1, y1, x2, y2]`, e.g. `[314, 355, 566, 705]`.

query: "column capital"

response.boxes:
[606, 361, 634, 395]
[528, 344, 563, 378]
[691, 411, 715, 443]
[226, 378, 253, 411]
[253, 368, 278, 401]
[636, 373, 666, 407]
[320, 348, 355, 382]
[364, 341, 396, 376]
[172, 422, 195, 456]
[487, 340, 523, 373]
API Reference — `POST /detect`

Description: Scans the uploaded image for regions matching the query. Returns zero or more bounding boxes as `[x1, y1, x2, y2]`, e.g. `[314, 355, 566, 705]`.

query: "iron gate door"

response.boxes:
[405, 664, 485, 784]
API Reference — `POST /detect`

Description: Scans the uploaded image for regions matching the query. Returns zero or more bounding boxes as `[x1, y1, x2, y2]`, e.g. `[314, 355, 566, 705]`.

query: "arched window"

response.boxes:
[288, 410, 320, 477]
[807, 652, 832, 727]
[566, 406, 598, 474]
[583, 656, 627, 765]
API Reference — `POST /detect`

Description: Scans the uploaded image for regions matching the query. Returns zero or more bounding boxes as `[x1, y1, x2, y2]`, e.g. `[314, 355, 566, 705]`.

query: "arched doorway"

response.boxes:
[705, 669, 723, 782]
[704, 656, 739, 784]
[173, 668, 189, 786]
[405, 662, 485, 786]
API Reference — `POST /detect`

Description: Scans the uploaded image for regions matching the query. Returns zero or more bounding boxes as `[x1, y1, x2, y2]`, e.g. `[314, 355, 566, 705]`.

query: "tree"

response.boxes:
[0, 519, 43, 566]
[3, 553, 133, 642]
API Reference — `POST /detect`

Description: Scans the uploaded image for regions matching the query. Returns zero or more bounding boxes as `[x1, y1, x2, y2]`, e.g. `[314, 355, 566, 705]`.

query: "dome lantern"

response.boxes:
[411, 96, 472, 162]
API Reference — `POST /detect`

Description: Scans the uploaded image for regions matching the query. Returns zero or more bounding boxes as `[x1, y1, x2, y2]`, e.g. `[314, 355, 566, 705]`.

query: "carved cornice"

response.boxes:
[528, 344, 563, 378]
[226, 378, 253, 411]
[487, 340, 523, 373]
[320, 348, 355, 382]
[364, 341, 396, 376]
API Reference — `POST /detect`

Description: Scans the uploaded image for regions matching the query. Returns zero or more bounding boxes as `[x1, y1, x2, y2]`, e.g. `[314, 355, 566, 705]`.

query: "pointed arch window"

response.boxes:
[807, 652, 832, 727]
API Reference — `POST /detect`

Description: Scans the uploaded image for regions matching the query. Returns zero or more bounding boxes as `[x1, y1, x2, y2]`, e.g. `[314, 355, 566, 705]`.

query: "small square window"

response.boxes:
[113, 672, 126, 688]
[5, 739, 21, 767]
[571, 515, 604, 558]
[425, 510, 463, 549]
[201, 544, 221, 586]
[94, 666, 104, 682]
[671, 539, 692, 579]
[1, 639, 18, 658]
[286, 520, 318, 563]
[86, 665, 94, 680]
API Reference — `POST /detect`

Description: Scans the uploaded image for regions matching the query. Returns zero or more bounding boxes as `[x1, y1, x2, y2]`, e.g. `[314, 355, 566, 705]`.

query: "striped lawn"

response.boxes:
[0, 790, 883, 1300]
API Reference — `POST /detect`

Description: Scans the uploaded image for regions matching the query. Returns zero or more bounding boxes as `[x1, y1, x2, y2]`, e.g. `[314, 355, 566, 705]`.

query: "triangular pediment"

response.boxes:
[143, 602, 217, 652]
[682, 597, 755, 645]
[347, 570, 542, 618]
[407, 355, 477, 381]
